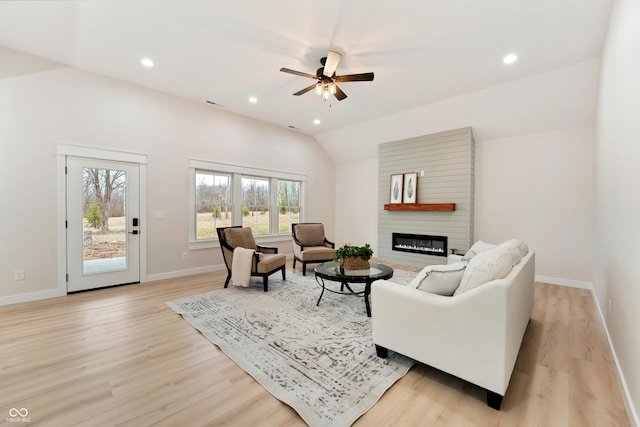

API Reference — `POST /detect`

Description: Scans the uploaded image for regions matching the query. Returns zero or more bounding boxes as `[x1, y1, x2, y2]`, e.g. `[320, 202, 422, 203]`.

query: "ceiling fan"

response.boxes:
[280, 50, 374, 101]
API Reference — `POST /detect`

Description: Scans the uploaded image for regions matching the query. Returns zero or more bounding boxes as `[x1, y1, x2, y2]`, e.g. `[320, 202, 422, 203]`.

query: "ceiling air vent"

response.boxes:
[287, 125, 300, 130]
[206, 100, 225, 108]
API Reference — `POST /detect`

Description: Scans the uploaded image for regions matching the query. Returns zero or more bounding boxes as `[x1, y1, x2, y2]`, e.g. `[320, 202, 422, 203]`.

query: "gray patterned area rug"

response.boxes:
[167, 269, 416, 427]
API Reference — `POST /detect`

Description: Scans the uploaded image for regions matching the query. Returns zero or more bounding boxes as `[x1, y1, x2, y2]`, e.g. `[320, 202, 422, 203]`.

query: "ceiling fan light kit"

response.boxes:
[280, 50, 374, 102]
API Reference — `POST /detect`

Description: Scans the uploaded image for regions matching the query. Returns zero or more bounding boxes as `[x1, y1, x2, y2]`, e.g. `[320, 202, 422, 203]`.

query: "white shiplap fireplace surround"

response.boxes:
[377, 127, 475, 267]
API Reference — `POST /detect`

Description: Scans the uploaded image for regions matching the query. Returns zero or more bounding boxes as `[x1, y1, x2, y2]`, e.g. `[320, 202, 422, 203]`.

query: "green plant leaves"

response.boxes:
[335, 243, 374, 261]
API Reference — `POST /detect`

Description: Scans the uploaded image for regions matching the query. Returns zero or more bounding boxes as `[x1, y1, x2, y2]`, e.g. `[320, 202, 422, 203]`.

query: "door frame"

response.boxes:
[56, 144, 148, 294]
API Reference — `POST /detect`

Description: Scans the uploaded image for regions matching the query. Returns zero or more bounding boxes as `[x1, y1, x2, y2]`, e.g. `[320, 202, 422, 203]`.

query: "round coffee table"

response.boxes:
[314, 261, 394, 317]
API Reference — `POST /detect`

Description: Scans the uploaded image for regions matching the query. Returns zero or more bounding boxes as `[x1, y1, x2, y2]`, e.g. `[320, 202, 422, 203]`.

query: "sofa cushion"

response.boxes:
[225, 227, 257, 250]
[497, 238, 529, 266]
[256, 253, 286, 273]
[414, 262, 467, 296]
[455, 245, 513, 295]
[295, 224, 326, 246]
[299, 246, 336, 261]
[462, 240, 496, 261]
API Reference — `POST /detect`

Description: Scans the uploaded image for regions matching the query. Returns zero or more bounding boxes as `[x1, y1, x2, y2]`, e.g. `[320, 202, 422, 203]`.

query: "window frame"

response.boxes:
[189, 160, 305, 249]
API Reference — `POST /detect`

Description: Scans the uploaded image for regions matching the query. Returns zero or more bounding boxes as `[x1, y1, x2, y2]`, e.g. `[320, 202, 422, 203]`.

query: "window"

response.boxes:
[195, 171, 232, 239]
[241, 176, 270, 235]
[278, 180, 301, 234]
[189, 160, 305, 243]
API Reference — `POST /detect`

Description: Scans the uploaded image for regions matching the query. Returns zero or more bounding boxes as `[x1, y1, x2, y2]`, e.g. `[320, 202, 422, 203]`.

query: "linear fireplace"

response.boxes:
[392, 233, 448, 257]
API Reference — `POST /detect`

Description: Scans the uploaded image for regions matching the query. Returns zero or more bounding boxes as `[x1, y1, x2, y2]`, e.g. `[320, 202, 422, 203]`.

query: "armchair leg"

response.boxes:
[224, 273, 231, 288]
[263, 276, 268, 292]
[293, 258, 297, 269]
[302, 263, 307, 276]
[281, 266, 286, 280]
[486, 391, 503, 410]
[375, 345, 388, 358]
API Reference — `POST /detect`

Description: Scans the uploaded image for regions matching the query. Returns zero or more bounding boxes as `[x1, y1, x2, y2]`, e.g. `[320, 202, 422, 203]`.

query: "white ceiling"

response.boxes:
[0, 0, 611, 136]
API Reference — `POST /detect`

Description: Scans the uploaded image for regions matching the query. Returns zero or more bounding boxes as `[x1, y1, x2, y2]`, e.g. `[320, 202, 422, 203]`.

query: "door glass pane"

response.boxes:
[82, 168, 127, 274]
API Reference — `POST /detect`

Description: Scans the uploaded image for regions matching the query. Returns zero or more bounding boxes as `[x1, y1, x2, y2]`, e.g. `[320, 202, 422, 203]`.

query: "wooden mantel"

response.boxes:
[383, 203, 456, 211]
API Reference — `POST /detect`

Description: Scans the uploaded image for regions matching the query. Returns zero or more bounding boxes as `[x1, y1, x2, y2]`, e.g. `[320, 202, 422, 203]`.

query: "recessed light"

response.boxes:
[503, 54, 518, 64]
[313, 119, 320, 125]
[140, 58, 154, 68]
[249, 96, 258, 103]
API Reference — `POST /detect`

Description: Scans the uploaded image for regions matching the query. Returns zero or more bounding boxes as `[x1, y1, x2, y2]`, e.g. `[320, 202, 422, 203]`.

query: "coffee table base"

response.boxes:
[315, 277, 374, 316]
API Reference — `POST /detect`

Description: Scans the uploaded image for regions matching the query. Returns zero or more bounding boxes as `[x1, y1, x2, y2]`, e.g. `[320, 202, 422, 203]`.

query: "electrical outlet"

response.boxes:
[182, 252, 188, 260]
[14, 270, 25, 280]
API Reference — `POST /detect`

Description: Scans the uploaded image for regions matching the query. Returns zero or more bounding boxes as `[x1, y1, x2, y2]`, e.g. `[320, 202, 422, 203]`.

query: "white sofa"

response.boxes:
[371, 243, 535, 409]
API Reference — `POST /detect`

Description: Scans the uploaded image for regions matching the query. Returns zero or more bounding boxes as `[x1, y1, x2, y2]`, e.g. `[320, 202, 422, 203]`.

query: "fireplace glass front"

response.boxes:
[392, 233, 448, 257]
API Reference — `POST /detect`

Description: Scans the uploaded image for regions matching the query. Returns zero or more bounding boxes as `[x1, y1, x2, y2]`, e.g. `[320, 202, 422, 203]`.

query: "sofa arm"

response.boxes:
[371, 279, 511, 395]
[447, 254, 464, 264]
[256, 244, 278, 254]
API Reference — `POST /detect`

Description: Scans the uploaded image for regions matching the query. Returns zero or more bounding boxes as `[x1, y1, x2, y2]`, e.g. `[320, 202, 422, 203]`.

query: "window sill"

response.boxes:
[189, 233, 292, 250]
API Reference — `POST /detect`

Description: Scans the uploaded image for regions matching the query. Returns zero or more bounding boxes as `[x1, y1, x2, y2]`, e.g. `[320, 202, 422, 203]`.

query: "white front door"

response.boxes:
[66, 157, 140, 292]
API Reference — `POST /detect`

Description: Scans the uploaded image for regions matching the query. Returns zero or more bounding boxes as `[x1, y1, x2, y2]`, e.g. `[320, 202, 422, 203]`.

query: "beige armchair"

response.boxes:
[291, 223, 336, 275]
[217, 226, 286, 291]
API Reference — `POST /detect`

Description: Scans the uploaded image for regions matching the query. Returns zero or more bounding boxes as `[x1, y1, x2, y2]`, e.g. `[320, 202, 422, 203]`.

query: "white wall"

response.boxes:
[329, 64, 597, 285]
[0, 47, 335, 301]
[334, 158, 379, 249]
[595, 0, 640, 423]
[475, 126, 594, 285]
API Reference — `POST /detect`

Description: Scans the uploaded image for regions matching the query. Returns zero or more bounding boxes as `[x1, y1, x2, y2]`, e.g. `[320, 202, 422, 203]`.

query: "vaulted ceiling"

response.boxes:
[0, 1, 611, 136]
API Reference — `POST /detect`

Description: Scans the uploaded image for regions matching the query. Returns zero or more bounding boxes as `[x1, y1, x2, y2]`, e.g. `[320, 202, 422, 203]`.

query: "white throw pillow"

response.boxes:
[415, 262, 467, 296]
[462, 240, 496, 261]
[454, 246, 513, 295]
[497, 238, 529, 266]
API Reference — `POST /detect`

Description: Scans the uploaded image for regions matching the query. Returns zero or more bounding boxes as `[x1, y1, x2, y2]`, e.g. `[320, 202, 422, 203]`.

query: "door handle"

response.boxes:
[128, 230, 139, 235]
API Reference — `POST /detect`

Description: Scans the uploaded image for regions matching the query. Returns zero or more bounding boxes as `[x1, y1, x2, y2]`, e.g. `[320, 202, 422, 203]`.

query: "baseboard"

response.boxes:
[0, 288, 66, 307]
[0, 257, 292, 306]
[144, 264, 227, 282]
[591, 289, 640, 427]
[535, 275, 592, 289]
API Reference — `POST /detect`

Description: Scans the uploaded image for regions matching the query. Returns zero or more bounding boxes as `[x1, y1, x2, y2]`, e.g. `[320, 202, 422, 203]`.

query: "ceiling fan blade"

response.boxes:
[334, 84, 347, 101]
[323, 50, 342, 77]
[334, 72, 374, 82]
[280, 67, 317, 79]
[293, 83, 317, 96]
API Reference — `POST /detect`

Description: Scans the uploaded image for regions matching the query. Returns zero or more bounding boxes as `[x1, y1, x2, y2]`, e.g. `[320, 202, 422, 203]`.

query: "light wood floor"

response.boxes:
[0, 261, 630, 427]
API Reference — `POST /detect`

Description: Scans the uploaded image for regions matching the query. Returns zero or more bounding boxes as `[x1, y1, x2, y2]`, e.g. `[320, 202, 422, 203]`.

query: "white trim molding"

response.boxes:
[56, 143, 148, 164]
[591, 289, 640, 427]
[534, 275, 593, 289]
[0, 288, 66, 307]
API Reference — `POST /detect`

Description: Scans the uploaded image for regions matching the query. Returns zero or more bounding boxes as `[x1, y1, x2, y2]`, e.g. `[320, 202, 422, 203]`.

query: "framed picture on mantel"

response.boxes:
[403, 172, 418, 203]
[389, 174, 403, 204]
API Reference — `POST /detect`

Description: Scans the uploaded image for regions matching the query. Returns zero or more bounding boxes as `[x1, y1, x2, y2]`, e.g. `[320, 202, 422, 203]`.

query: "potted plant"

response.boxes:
[335, 243, 374, 270]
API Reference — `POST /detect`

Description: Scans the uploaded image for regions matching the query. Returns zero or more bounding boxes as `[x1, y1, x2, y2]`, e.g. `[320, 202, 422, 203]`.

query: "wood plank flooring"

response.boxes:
[0, 262, 630, 426]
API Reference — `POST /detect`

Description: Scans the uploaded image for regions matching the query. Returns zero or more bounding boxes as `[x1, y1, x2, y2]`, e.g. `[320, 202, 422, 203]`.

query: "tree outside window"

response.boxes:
[278, 180, 301, 234]
[242, 176, 270, 235]
[195, 171, 232, 239]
